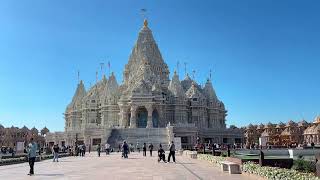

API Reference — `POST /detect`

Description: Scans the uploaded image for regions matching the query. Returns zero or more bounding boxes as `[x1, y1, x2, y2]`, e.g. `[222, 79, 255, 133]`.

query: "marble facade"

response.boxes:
[45, 20, 243, 149]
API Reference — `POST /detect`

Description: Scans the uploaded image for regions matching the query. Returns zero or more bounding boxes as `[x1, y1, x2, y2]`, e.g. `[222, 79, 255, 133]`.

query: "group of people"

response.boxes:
[115, 141, 176, 163]
[75, 144, 86, 156]
[157, 141, 176, 163]
[25, 138, 178, 176]
[94, 140, 176, 163]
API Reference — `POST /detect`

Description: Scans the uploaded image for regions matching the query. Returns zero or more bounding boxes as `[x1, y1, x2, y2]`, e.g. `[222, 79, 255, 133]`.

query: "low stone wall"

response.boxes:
[288, 149, 320, 158]
[236, 149, 290, 156]
[237, 149, 320, 159]
[0, 153, 70, 166]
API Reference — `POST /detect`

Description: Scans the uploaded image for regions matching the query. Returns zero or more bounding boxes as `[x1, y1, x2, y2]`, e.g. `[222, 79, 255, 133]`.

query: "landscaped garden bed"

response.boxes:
[198, 153, 320, 180]
[243, 161, 320, 180]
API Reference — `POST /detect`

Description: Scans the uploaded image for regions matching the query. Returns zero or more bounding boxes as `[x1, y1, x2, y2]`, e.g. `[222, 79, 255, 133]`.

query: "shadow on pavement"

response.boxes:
[34, 173, 64, 177]
[176, 163, 195, 165]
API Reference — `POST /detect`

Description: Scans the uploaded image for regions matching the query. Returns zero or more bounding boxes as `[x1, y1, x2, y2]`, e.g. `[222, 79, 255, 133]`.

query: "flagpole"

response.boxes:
[108, 61, 111, 77]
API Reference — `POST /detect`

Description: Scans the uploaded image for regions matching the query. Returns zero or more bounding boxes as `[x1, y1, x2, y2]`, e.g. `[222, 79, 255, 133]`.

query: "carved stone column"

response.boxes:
[130, 105, 137, 128]
[146, 105, 153, 128]
[119, 106, 125, 128]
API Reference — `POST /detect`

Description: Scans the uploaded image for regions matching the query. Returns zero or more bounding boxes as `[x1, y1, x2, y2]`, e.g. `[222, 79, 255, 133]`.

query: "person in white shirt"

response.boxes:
[105, 143, 110, 155]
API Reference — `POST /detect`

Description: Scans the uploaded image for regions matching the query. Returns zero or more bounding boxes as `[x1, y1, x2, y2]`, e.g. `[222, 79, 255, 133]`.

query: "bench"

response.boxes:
[188, 152, 197, 159]
[182, 150, 197, 159]
[220, 161, 241, 174]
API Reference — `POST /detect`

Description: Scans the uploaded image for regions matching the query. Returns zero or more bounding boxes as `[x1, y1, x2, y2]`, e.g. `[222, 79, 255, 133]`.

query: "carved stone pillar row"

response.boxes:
[130, 105, 137, 128]
[146, 105, 153, 128]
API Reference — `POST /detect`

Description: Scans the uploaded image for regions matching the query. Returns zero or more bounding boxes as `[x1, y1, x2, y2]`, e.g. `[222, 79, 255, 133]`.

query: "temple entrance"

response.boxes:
[137, 107, 147, 128]
[152, 110, 159, 128]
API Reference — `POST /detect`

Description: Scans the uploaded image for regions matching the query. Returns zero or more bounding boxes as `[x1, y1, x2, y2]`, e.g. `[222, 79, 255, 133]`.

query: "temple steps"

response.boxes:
[107, 128, 170, 150]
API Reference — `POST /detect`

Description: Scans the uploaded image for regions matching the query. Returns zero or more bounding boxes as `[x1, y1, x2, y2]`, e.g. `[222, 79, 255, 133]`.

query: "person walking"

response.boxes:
[75, 145, 78, 156]
[52, 144, 59, 162]
[143, 143, 147, 157]
[97, 144, 101, 157]
[27, 138, 37, 176]
[149, 143, 154, 157]
[136, 142, 140, 153]
[105, 143, 110, 155]
[168, 141, 176, 163]
[79, 145, 83, 157]
[118, 144, 122, 153]
[83, 144, 86, 156]
[122, 141, 129, 159]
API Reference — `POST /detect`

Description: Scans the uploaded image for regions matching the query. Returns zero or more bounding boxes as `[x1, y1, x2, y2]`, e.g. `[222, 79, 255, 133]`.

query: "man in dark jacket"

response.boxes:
[142, 143, 147, 157]
[52, 144, 59, 162]
[149, 143, 154, 156]
[122, 141, 129, 158]
[168, 141, 176, 163]
[97, 144, 101, 157]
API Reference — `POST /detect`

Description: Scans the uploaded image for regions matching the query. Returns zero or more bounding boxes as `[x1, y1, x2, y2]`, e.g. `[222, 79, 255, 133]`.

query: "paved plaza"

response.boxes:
[0, 152, 257, 180]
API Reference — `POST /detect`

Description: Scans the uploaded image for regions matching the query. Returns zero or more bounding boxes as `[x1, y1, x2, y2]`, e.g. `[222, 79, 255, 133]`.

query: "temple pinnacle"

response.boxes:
[143, 19, 148, 27]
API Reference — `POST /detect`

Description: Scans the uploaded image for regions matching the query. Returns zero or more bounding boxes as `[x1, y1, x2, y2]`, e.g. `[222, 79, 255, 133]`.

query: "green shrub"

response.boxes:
[292, 156, 316, 173]
[198, 154, 226, 166]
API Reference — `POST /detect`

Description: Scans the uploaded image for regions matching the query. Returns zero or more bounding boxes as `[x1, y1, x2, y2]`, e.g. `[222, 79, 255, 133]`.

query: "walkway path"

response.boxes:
[0, 152, 257, 180]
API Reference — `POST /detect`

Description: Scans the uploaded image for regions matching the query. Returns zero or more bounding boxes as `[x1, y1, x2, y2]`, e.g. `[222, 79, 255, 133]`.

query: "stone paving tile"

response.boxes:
[0, 152, 258, 180]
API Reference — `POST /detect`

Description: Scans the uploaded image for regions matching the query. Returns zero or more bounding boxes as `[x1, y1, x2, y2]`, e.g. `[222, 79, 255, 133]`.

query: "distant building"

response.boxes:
[45, 19, 243, 149]
[244, 116, 320, 147]
[0, 125, 48, 149]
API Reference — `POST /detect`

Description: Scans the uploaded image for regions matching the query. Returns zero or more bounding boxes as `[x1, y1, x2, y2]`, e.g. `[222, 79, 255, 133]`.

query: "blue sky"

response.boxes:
[0, 0, 319, 131]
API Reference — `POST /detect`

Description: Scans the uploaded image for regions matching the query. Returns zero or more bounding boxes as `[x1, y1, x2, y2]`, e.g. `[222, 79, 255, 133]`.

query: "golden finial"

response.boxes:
[144, 19, 148, 27]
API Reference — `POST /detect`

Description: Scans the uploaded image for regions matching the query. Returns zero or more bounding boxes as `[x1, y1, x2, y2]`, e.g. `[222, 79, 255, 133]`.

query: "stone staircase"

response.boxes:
[107, 128, 170, 150]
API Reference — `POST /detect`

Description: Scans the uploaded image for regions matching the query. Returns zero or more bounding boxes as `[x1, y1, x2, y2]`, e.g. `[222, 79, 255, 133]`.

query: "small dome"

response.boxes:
[314, 116, 320, 124]
[276, 122, 285, 128]
[247, 124, 254, 129]
[286, 120, 297, 127]
[257, 123, 264, 130]
[264, 122, 274, 129]
[298, 120, 308, 127]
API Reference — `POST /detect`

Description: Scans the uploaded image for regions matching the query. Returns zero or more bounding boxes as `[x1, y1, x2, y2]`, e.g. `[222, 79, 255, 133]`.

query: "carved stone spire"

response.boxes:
[123, 19, 170, 91]
[203, 78, 217, 101]
[66, 80, 86, 112]
[104, 72, 119, 104]
[168, 71, 184, 97]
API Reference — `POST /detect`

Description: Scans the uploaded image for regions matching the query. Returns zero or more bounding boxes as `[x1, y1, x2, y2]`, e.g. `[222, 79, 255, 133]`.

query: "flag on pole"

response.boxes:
[96, 71, 98, 83]
[107, 61, 111, 76]
[77, 70, 80, 83]
[177, 61, 180, 75]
